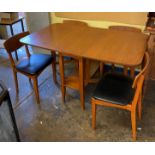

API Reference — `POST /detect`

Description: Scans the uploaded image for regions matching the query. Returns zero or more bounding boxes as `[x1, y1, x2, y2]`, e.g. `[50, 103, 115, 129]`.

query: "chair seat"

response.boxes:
[16, 53, 53, 75]
[93, 73, 135, 105]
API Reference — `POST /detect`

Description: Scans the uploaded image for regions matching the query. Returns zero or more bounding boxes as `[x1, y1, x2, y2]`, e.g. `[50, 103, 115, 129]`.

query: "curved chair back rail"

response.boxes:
[132, 52, 150, 109]
[4, 31, 31, 67]
[132, 52, 150, 89]
[4, 31, 30, 53]
[109, 25, 142, 33]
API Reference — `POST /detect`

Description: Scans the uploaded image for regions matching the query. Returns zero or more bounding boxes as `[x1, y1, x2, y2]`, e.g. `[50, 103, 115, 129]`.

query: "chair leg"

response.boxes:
[92, 100, 96, 129]
[138, 93, 142, 120]
[32, 77, 40, 104]
[51, 62, 57, 84]
[131, 109, 137, 141]
[13, 71, 19, 93]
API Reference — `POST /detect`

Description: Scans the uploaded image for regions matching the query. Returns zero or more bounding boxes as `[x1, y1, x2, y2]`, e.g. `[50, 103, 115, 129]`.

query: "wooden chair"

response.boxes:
[4, 31, 57, 103]
[91, 52, 149, 141]
[63, 20, 88, 27]
[100, 26, 142, 77]
[109, 25, 142, 33]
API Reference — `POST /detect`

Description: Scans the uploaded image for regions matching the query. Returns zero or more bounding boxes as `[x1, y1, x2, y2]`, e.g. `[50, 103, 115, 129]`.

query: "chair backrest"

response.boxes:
[63, 20, 88, 27]
[4, 31, 31, 67]
[132, 52, 150, 106]
[109, 25, 142, 33]
[4, 31, 30, 53]
[132, 52, 150, 88]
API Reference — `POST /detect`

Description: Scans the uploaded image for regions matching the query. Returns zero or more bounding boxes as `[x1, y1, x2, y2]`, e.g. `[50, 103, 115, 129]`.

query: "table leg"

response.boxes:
[79, 57, 85, 110]
[20, 19, 25, 32]
[10, 25, 18, 61]
[59, 53, 66, 102]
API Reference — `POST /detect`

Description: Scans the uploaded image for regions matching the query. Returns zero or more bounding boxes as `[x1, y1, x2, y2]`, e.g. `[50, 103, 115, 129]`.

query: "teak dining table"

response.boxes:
[20, 23, 148, 110]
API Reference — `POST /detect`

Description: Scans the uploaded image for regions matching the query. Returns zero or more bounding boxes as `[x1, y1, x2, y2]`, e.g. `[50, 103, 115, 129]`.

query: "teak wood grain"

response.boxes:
[21, 23, 148, 67]
[107, 25, 142, 77]
[20, 22, 148, 109]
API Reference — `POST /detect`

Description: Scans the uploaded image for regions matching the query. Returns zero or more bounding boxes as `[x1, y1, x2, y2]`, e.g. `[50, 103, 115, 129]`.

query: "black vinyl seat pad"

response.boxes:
[16, 53, 53, 75]
[93, 73, 135, 106]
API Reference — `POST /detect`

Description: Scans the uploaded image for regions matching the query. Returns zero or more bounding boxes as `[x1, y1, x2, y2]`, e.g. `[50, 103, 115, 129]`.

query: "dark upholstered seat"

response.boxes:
[16, 54, 53, 75]
[93, 73, 135, 105]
